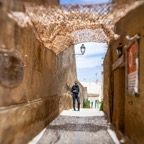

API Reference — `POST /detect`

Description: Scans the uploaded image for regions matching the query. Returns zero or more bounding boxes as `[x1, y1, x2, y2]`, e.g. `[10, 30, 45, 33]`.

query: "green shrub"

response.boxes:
[83, 99, 90, 108]
[99, 101, 103, 111]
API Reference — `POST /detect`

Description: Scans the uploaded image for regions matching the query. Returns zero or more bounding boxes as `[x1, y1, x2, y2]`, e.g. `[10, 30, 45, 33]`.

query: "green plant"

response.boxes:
[83, 99, 90, 108]
[99, 101, 103, 111]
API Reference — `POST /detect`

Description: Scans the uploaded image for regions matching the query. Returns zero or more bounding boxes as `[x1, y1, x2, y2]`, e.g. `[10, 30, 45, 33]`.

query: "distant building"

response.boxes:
[81, 82, 102, 109]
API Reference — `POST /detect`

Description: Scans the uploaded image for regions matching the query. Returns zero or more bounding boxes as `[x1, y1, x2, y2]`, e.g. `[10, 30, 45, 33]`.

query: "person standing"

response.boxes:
[71, 81, 80, 111]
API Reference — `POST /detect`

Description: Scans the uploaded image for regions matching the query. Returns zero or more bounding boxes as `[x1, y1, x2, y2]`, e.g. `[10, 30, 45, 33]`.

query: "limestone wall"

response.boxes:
[115, 4, 144, 143]
[0, 1, 76, 144]
[57, 49, 87, 109]
[57, 45, 77, 110]
[106, 4, 144, 143]
[103, 46, 113, 121]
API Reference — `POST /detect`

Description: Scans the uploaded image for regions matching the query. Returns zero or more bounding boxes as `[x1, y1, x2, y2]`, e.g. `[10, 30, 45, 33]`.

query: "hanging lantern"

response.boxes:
[80, 44, 86, 55]
[116, 43, 123, 58]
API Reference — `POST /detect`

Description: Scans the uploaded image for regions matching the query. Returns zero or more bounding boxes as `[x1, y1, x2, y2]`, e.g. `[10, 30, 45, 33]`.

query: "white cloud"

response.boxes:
[74, 42, 107, 68]
[76, 56, 103, 68]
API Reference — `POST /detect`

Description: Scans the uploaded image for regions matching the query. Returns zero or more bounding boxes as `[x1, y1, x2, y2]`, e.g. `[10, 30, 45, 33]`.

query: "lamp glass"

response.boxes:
[116, 43, 123, 57]
[80, 44, 86, 55]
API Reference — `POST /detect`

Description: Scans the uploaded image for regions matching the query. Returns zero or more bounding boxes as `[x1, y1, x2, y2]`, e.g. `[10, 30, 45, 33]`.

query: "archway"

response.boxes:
[74, 41, 107, 109]
[7, 0, 143, 54]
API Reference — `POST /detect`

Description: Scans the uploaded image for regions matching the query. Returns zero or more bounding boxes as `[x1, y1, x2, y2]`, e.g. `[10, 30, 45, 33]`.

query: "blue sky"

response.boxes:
[74, 42, 107, 82]
[60, 0, 111, 4]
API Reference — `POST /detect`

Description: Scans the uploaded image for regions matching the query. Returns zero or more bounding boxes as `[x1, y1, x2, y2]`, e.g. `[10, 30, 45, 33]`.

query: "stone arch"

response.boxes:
[50, 26, 111, 54]
[71, 29, 107, 45]
[7, 0, 144, 54]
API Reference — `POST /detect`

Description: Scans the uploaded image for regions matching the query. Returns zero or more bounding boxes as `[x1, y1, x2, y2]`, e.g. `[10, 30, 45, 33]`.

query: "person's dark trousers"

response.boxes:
[72, 93, 80, 111]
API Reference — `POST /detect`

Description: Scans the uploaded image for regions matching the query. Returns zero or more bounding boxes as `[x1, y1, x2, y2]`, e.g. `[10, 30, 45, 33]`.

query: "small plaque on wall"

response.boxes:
[126, 39, 139, 96]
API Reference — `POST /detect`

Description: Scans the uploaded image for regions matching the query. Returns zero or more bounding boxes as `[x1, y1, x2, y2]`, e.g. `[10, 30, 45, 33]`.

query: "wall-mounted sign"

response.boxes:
[126, 40, 139, 96]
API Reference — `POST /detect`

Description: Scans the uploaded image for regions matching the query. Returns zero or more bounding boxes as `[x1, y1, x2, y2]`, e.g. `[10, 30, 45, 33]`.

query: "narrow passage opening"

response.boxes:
[74, 42, 108, 109]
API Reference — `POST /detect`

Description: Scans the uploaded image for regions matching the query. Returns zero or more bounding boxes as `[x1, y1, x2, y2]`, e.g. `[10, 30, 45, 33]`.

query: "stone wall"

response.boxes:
[105, 4, 144, 144]
[0, 0, 59, 8]
[115, 4, 144, 143]
[57, 45, 77, 110]
[109, 34, 127, 134]
[57, 49, 87, 109]
[0, 1, 77, 144]
[103, 46, 113, 121]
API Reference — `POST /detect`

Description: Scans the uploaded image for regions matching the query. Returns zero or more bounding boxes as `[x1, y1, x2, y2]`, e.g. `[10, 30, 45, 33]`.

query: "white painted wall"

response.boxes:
[81, 82, 101, 95]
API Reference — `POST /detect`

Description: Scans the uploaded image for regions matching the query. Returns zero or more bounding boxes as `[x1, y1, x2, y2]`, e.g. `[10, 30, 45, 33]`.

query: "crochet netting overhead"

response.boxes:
[8, 0, 144, 54]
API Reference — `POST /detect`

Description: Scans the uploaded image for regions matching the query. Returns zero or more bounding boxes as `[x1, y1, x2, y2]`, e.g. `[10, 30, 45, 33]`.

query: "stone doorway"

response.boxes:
[112, 66, 125, 133]
[118, 67, 125, 133]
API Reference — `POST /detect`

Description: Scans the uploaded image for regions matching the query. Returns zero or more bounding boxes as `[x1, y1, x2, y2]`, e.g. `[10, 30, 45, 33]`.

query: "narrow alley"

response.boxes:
[29, 109, 117, 144]
[0, 0, 144, 144]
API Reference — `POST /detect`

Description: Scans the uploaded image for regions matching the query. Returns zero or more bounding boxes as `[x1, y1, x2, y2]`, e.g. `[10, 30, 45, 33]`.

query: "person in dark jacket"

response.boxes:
[71, 81, 80, 111]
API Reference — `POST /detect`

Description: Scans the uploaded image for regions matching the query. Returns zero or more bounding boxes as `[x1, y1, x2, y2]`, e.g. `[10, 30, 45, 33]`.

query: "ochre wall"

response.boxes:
[105, 4, 144, 144]
[108, 37, 126, 133]
[0, 1, 76, 144]
[103, 47, 113, 121]
[115, 4, 144, 143]
[112, 67, 125, 132]
[57, 49, 86, 109]
[57, 46, 77, 110]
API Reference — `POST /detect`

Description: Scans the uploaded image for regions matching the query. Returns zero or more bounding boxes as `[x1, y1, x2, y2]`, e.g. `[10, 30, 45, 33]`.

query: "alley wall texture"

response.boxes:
[104, 4, 144, 144]
[0, 1, 79, 144]
[103, 47, 113, 122]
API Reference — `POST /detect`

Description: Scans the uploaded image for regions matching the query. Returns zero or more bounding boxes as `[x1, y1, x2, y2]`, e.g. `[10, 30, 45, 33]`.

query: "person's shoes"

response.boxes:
[78, 109, 80, 111]
[73, 109, 76, 111]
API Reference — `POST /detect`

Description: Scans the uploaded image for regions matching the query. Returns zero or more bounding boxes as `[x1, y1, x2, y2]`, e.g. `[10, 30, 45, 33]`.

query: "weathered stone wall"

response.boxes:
[108, 4, 144, 144]
[0, 1, 77, 144]
[112, 66, 125, 132]
[115, 4, 144, 143]
[57, 49, 87, 109]
[103, 46, 113, 121]
[0, 0, 59, 8]
[57, 45, 76, 110]
[0, 17, 58, 144]
[108, 37, 126, 133]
